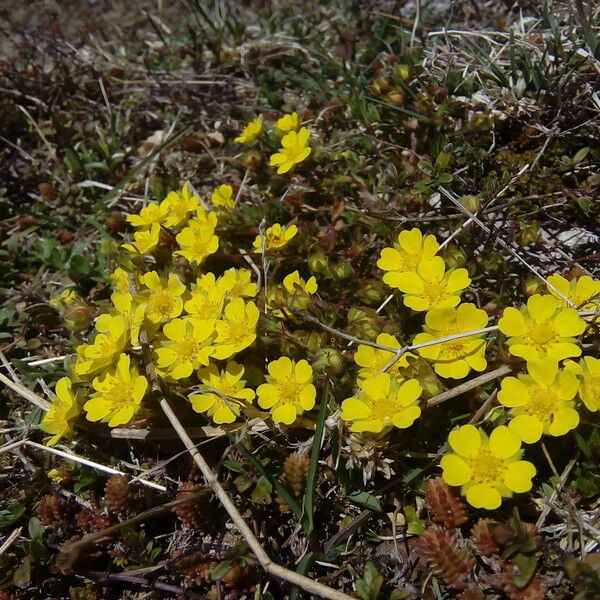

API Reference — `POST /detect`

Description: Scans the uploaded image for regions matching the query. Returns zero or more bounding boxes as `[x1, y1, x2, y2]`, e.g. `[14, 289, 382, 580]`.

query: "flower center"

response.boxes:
[106, 381, 136, 409]
[469, 449, 505, 484]
[582, 376, 599, 408]
[525, 385, 560, 419]
[370, 393, 398, 422]
[277, 378, 301, 403]
[422, 280, 448, 306]
[92, 335, 117, 357]
[176, 338, 200, 361]
[149, 292, 175, 319]
[397, 250, 421, 272]
[526, 321, 557, 346]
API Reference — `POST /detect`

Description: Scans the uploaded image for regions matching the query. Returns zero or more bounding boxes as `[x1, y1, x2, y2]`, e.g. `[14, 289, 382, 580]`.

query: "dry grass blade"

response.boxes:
[159, 398, 355, 600]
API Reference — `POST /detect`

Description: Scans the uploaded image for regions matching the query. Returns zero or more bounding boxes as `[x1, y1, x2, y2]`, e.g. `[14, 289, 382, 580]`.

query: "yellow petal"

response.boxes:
[440, 454, 471, 486]
[503, 461, 535, 493]
[488, 426, 521, 458]
[448, 425, 481, 457]
[466, 483, 502, 509]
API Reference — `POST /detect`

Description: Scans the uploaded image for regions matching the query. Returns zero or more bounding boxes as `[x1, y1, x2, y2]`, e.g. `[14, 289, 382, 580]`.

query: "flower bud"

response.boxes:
[371, 78, 390, 95]
[394, 64, 410, 81]
[459, 194, 480, 213]
[64, 303, 94, 332]
[385, 89, 405, 106]
[522, 276, 544, 297]
[517, 222, 540, 246]
[312, 348, 344, 376]
[241, 150, 262, 169]
[442, 246, 467, 269]
[331, 261, 354, 279]
[308, 250, 328, 275]
[354, 281, 385, 304]
[346, 307, 379, 341]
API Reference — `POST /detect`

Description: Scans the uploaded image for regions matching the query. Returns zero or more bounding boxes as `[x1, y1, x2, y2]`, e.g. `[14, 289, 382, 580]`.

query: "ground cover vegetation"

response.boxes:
[0, 1, 599, 598]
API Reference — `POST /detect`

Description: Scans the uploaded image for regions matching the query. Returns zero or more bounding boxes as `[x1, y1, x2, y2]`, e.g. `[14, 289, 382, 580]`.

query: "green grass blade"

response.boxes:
[237, 444, 303, 520]
[289, 551, 315, 600]
[99, 127, 188, 205]
[366, 96, 429, 123]
[303, 379, 330, 534]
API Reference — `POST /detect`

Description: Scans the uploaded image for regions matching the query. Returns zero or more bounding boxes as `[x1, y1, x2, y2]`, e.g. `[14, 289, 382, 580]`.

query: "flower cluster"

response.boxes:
[495, 286, 592, 447]
[234, 112, 312, 174]
[377, 228, 470, 311]
[41, 181, 320, 442]
[39, 190, 597, 525]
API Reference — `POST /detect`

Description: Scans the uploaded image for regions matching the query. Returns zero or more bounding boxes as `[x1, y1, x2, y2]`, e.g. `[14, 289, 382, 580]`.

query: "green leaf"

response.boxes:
[0, 504, 26, 529]
[250, 476, 272, 504]
[28, 517, 44, 541]
[223, 459, 245, 474]
[347, 491, 382, 512]
[237, 445, 302, 519]
[13, 556, 31, 588]
[513, 553, 537, 588]
[435, 151, 452, 170]
[366, 96, 430, 123]
[355, 561, 384, 600]
[573, 147, 590, 164]
[290, 551, 315, 600]
[211, 559, 233, 582]
[303, 379, 329, 534]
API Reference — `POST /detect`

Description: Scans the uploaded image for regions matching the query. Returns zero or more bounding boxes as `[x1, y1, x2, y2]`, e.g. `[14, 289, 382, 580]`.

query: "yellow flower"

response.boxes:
[354, 333, 414, 382]
[50, 289, 79, 307]
[498, 359, 579, 444]
[413, 303, 488, 379]
[139, 271, 186, 324]
[546, 273, 600, 310]
[389, 256, 471, 311]
[40, 377, 79, 446]
[282, 270, 318, 294]
[163, 183, 200, 229]
[122, 223, 161, 255]
[440, 425, 536, 509]
[185, 285, 227, 321]
[257, 357, 316, 424]
[212, 298, 259, 360]
[220, 268, 258, 298]
[190, 361, 255, 424]
[47, 469, 68, 483]
[235, 115, 263, 144]
[565, 356, 600, 412]
[97, 292, 146, 345]
[498, 294, 586, 362]
[275, 112, 299, 133]
[154, 318, 215, 379]
[110, 268, 131, 293]
[341, 373, 422, 433]
[85, 353, 148, 427]
[269, 127, 311, 174]
[126, 200, 169, 228]
[73, 315, 129, 378]
[377, 228, 439, 288]
[268, 270, 318, 318]
[175, 219, 219, 265]
[211, 184, 235, 210]
[252, 223, 298, 253]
